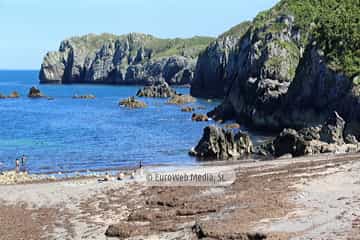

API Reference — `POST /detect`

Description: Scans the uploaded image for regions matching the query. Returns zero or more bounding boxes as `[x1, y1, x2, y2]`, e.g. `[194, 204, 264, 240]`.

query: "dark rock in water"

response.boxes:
[72, 94, 96, 99]
[190, 125, 253, 160]
[28, 87, 45, 98]
[167, 94, 196, 105]
[191, 113, 209, 122]
[40, 33, 213, 86]
[207, 100, 236, 122]
[119, 97, 147, 109]
[181, 106, 195, 112]
[0, 91, 20, 99]
[136, 82, 176, 98]
[8, 91, 20, 98]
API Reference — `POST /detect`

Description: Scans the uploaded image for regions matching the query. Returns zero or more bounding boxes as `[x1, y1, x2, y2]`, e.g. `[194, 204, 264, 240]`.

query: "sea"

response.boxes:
[0, 70, 269, 176]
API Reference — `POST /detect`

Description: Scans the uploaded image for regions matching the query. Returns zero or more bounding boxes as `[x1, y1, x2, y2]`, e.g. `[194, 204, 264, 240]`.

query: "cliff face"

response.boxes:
[40, 33, 213, 85]
[195, 0, 360, 135]
[190, 22, 251, 98]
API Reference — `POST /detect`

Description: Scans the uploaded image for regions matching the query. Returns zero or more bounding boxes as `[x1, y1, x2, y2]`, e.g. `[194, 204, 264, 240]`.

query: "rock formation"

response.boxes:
[167, 94, 196, 105]
[40, 33, 213, 86]
[28, 87, 46, 98]
[181, 106, 195, 112]
[259, 112, 360, 157]
[136, 82, 176, 98]
[191, 22, 251, 98]
[189, 125, 253, 160]
[191, 113, 209, 122]
[192, 0, 360, 138]
[0, 91, 20, 99]
[119, 97, 147, 109]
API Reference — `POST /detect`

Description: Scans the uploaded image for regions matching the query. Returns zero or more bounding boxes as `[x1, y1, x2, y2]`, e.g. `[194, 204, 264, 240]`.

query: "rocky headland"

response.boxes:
[192, 0, 359, 134]
[187, 0, 360, 160]
[40, 33, 213, 86]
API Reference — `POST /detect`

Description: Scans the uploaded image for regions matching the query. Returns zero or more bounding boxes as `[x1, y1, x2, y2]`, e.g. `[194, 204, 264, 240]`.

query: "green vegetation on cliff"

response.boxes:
[62, 33, 214, 60]
[252, 0, 360, 77]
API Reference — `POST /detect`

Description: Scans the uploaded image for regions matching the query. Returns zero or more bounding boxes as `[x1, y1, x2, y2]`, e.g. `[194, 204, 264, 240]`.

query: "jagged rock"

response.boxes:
[191, 22, 251, 98]
[72, 94, 96, 99]
[181, 106, 195, 112]
[191, 113, 209, 122]
[119, 97, 147, 109]
[136, 82, 176, 98]
[190, 125, 253, 160]
[28, 87, 46, 98]
[319, 111, 345, 144]
[269, 112, 360, 157]
[345, 134, 359, 144]
[167, 94, 196, 105]
[40, 33, 213, 86]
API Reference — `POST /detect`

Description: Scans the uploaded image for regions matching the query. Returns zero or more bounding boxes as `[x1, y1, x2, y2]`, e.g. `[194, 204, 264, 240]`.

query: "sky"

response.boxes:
[0, 0, 279, 70]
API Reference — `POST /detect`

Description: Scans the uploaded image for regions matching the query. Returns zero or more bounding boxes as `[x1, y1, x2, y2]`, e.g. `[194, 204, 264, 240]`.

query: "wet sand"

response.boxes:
[1, 153, 360, 239]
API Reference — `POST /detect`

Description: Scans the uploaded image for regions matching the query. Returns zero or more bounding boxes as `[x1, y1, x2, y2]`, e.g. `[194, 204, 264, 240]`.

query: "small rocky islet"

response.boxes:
[36, 0, 360, 162]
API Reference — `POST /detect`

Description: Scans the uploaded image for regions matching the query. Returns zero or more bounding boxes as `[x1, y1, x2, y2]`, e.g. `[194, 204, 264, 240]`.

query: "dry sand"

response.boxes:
[1, 153, 360, 239]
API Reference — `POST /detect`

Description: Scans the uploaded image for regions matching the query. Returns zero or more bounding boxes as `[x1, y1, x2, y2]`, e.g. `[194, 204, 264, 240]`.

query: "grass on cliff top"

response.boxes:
[218, 21, 252, 39]
[252, 0, 360, 77]
[62, 33, 214, 59]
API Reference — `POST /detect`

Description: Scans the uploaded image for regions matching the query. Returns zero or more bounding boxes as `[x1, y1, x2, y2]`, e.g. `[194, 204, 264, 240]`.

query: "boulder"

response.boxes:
[190, 125, 253, 160]
[136, 82, 176, 98]
[119, 97, 147, 109]
[191, 113, 209, 122]
[28, 87, 45, 98]
[319, 111, 345, 144]
[181, 106, 195, 112]
[167, 94, 196, 105]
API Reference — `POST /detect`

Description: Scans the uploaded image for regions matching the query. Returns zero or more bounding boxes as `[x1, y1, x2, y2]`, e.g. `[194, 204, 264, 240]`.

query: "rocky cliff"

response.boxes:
[40, 33, 213, 85]
[193, 0, 360, 136]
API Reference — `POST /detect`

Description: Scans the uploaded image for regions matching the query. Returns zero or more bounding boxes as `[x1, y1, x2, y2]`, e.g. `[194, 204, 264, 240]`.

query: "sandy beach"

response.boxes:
[1, 154, 360, 240]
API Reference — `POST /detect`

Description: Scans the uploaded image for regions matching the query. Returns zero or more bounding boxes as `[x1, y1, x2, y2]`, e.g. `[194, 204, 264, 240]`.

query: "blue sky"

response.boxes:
[0, 0, 278, 70]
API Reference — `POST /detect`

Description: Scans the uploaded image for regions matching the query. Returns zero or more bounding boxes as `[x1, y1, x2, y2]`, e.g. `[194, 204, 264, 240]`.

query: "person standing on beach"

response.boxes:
[15, 159, 20, 173]
[20, 155, 27, 172]
[21, 155, 26, 166]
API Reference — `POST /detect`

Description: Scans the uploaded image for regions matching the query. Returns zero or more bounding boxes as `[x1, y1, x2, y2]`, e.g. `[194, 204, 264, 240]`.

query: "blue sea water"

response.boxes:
[0, 70, 268, 175]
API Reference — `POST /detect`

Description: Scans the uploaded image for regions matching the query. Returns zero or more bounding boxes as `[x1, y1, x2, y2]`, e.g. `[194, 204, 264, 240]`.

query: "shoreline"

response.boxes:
[1, 152, 360, 239]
